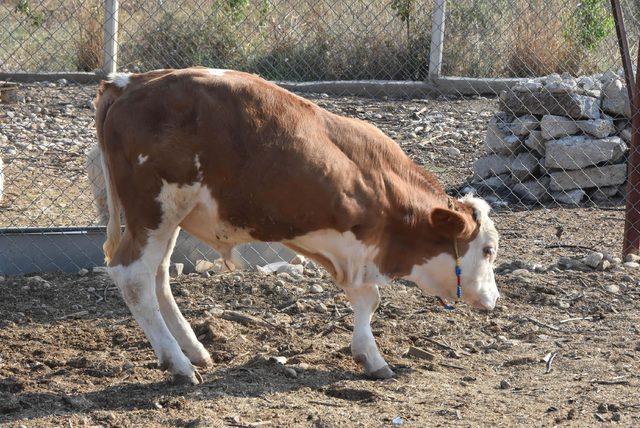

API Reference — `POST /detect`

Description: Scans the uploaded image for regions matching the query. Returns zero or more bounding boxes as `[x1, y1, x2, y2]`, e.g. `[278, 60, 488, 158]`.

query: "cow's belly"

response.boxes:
[179, 186, 254, 260]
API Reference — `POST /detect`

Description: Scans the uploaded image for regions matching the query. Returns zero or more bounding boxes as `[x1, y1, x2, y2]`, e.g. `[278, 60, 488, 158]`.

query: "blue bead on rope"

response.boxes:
[436, 215, 463, 310]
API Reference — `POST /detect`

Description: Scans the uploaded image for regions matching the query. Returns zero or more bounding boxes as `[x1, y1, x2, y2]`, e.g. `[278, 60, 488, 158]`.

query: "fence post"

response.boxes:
[103, 0, 119, 75]
[610, 0, 640, 256]
[429, 0, 446, 80]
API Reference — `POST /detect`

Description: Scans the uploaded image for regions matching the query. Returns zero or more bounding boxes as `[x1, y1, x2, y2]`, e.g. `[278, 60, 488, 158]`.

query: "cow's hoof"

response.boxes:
[172, 370, 202, 386]
[367, 364, 394, 380]
[192, 354, 213, 368]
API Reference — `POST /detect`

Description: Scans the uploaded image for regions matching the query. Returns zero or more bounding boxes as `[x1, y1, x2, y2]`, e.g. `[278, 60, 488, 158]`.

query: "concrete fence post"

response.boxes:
[103, 0, 119, 75]
[429, 0, 447, 80]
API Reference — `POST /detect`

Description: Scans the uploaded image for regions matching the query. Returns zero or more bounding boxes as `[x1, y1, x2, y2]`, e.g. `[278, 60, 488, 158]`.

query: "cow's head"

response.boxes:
[405, 195, 500, 310]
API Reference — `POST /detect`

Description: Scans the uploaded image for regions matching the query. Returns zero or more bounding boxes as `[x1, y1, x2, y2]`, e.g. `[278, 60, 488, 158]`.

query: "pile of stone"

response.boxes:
[471, 71, 632, 205]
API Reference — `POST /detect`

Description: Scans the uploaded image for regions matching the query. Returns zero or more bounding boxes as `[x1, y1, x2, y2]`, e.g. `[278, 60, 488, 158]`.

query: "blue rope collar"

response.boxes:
[438, 238, 462, 311]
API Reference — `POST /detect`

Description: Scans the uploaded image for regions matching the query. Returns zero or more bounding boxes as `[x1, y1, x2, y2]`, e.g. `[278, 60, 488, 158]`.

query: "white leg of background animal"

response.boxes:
[109, 229, 200, 385]
[155, 227, 212, 368]
[86, 145, 109, 225]
[344, 283, 394, 379]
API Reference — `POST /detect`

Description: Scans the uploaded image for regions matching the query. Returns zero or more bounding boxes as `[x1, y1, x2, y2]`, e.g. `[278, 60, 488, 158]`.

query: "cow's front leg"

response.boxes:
[344, 283, 394, 379]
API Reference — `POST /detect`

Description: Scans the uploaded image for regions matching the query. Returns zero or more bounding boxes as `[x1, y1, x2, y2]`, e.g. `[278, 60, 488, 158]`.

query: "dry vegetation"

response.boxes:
[0, 0, 629, 80]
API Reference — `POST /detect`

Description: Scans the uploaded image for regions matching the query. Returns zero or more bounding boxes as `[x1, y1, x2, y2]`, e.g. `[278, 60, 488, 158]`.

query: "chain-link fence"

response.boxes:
[1, 0, 640, 274]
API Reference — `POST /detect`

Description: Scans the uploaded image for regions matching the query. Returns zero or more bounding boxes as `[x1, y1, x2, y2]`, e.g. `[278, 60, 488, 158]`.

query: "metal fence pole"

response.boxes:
[428, 0, 446, 80]
[623, 46, 640, 256]
[103, 0, 119, 75]
[610, 0, 640, 256]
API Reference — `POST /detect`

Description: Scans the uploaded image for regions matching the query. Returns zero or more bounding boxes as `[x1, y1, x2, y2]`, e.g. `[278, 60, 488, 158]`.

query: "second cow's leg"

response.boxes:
[344, 283, 394, 379]
[155, 227, 212, 368]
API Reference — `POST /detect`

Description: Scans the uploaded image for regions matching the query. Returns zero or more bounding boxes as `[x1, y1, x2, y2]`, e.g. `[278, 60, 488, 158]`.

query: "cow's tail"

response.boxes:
[94, 78, 125, 264]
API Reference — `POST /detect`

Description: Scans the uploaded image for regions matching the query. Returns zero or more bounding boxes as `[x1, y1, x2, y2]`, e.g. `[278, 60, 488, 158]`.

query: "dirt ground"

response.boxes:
[1, 237, 640, 427]
[1, 82, 640, 426]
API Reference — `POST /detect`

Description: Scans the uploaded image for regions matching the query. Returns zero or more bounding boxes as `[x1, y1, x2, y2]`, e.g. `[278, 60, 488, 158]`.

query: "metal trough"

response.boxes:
[0, 227, 294, 275]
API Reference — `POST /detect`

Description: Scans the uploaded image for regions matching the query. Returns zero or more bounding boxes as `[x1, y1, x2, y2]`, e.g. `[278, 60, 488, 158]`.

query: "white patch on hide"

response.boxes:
[207, 68, 229, 76]
[287, 230, 386, 286]
[108, 72, 131, 88]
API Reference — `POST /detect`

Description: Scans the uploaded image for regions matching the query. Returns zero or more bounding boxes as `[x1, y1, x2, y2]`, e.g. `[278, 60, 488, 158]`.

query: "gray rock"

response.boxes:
[512, 79, 543, 92]
[270, 356, 288, 365]
[545, 76, 577, 93]
[310, 283, 324, 294]
[544, 73, 562, 86]
[444, 146, 462, 157]
[485, 127, 522, 156]
[549, 164, 627, 191]
[195, 259, 215, 273]
[509, 114, 539, 136]
[524, 130, 546, 156]
[477, 173, 514, 189]
[257, 261, 291, 275]
[577, 118, 615, 138]
[62, 395, 94, 410]
[605, 283, 620, 294]
[578, 76, 600, 91]
[623, 261, 640, 269]
[619, 126, 632, 144]
[602, 77, 631, 117]
[583, 252, 604, 269]
[500, 90, 600, 119]
[283, 367, 298, 378]
[513, 177, 550, 203]
[510, 152, 540, 179]
[545, 136, 627, 170]
[78, 268, 89, 276]
[552, 188, 585, 205]
[473, 155, 514, 178]
[590, 186, 619, 202]
[0, 393, 20, 413]
[600, 70, 619, 85]
[624, 253, 640, 263]
[540, 115, 579, 140]
[276, 263, 304, 276]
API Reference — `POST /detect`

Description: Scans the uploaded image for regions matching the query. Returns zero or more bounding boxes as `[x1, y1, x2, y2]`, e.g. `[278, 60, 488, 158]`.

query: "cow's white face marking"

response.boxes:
[287, 230, 386, 287]
[405, 196, 500, 310]
[138, 154, 149, 165]
[207, 68, 229, 76]
[108, 72, 131, 88]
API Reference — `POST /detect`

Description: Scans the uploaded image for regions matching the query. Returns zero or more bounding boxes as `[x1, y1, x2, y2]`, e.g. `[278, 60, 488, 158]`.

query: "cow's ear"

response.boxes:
[430, 207, 474, 239]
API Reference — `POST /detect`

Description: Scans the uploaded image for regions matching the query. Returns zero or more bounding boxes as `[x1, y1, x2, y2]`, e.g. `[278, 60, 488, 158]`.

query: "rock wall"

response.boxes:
[471, 71, 631, 206]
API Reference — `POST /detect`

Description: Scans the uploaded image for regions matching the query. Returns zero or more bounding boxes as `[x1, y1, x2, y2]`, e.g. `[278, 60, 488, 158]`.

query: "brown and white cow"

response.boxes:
[94, 67, 500, 384]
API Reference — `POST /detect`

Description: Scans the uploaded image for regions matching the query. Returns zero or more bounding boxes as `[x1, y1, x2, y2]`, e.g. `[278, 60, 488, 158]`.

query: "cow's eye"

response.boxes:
[483, 246, 496, 258]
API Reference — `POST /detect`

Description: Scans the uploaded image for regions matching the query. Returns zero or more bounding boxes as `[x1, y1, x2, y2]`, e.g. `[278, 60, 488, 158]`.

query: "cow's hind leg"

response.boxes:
[109, 229, 200, 385]
[155, 227, 212, 367]
[344, 283, 394, 379]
